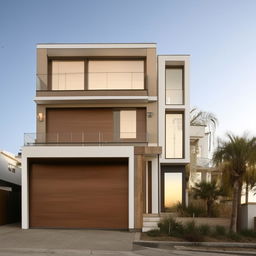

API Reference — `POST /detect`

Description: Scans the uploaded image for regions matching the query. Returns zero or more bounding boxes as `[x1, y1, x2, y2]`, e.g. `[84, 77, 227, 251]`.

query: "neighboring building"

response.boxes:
[189, 125, 220, 188]
[22, 43, 190, 231]
[0, 150, 21, 225]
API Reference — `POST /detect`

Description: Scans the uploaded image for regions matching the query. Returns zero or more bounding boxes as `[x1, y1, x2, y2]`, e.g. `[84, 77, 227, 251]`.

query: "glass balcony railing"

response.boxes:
[165, 89, 184, 105]
[24, 132, 148, 146]
[36, 72, 145, 91]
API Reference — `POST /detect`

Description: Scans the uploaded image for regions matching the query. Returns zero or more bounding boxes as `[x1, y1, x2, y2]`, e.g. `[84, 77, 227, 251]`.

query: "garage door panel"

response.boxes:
[29, 161, 128, 229]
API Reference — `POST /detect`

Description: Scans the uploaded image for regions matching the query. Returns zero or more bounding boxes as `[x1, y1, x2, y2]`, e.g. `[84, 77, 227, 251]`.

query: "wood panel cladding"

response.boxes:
[46, 108, 114, 142]
[45, 108, 146, 143]
[29, 159, 128, 229]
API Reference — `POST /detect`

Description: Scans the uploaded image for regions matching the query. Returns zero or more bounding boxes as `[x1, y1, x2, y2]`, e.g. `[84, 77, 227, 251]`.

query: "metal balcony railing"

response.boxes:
[36, 72, 145, 91]
[24, 132, 148, 146]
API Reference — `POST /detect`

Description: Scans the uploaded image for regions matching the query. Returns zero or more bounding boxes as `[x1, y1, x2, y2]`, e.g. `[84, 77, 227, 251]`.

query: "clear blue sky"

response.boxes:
[0, 0, 256, 153]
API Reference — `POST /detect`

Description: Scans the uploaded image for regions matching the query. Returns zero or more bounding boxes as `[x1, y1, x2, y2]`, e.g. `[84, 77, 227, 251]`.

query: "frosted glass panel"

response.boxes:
[166, 68, 183, 104]
[52, 61, 84, 90]
[164, 172, 182, 209]
[120, 110, 136, 138]
[88, 60, 144, 90]
[166, 113, 183, 158]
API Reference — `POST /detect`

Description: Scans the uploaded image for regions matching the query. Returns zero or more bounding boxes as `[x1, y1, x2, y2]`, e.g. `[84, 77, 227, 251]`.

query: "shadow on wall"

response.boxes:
[0, 182, 21, 225]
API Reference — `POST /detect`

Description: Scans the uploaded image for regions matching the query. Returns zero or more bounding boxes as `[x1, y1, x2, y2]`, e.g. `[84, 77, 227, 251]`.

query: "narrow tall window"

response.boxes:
[166, 67, 183, 104]
[165, 113, 183, 158]
[51, 61, 84, 90]
[120, 110, 136, 138]
[164, 172, 182, 210]
[88, 60, 144, 90]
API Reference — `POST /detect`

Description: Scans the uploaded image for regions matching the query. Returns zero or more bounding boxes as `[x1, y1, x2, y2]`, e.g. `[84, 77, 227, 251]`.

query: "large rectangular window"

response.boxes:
[164, 172, 183, 210]
[166, 67, 184, 104]
[88, 60, 144, 90]
[166, 113, 184, 158]
[51, 61, 84, 90]
[120, 110, 136, 138]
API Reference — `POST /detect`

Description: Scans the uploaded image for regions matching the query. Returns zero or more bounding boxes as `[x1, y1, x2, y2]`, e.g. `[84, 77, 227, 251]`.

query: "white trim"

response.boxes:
[21, 146, 134, 230]
[158, 55, 190, 164]
[0, 186, 12, 192]
[145, 161, 148, 213]
[34, 96, 157, 104]
[148, 96, 158, 102]
[151, 158, 159, 213]
[37, 43, 156, 49]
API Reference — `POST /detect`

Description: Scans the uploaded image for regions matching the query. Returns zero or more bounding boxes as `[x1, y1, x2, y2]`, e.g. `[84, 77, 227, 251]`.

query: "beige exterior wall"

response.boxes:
[36, 46, 158, 144]
[36, 102, 157, 144]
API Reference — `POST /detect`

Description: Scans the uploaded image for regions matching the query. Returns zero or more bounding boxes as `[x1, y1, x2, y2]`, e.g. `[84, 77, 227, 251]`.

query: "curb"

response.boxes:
[133, 240, 256, 248]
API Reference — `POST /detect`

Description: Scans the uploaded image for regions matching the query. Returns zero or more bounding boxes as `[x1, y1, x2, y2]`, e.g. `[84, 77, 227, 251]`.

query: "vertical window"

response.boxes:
[51, 61, 84, 90]
[166, 113, 183, 158]
[88, 60, 144, 90]
[164, 172, 182, 210]
[166, 67, 183, 104]
[120, 110, 136, 138]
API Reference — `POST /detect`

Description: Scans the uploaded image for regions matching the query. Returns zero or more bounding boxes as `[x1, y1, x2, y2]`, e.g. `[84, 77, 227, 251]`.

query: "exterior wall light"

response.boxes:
[147, 112, 153, 118]
[37, 112, 45, 122]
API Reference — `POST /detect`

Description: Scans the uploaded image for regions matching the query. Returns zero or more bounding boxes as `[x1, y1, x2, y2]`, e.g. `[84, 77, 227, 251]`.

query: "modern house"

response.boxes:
[189, 125, 220, 187]
[22, 43, 190, 231]
[0, 150, 21, 225]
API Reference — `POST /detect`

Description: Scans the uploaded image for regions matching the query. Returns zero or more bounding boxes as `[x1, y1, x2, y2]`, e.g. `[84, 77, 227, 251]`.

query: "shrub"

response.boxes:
[158, 217, 184, 236]
[198, 224, 211, 236]
[214, 225, 226, 236]
[175, 202, 207, 217]
[239, 229, 256, 238]
[183, 232, 204, 242]
[147, 229, 161, 237]
[184, 220, 196, 232]
[183, 221, 204, 242]
[227, 232, 241, 241]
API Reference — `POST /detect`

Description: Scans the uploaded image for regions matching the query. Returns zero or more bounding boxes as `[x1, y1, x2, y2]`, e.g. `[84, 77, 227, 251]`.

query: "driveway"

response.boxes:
[0, 224, 135, 251]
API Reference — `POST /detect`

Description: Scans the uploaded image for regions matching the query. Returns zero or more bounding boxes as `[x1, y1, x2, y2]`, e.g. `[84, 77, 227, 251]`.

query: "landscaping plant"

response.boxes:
[213, 133, 256, 232]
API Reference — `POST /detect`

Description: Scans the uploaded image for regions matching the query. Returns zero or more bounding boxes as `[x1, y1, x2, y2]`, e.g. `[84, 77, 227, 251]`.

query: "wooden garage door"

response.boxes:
[29, 159, 128, 229]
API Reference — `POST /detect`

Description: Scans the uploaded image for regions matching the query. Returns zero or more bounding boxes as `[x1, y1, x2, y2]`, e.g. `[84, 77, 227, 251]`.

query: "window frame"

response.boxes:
[88, 59, 146, 91]
[161, 165, 185, 212]
[119, 109, 137, 139]
[165, 111, 185, 159]
[47, 57, 146, 91]
[165, 66, 184, 105]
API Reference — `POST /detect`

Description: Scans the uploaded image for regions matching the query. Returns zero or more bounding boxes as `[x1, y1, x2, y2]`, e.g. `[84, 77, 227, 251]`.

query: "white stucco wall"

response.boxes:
[158, 55, 190, 164]
[240, 204, 256, 230]
[0, 152, 21, 186]
[22, 146, 134, 229]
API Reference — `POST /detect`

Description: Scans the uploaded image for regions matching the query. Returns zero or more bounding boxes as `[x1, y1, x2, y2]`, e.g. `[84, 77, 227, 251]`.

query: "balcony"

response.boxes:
[24, 132, 148, 146]
[36, 72, 146, 91]
[35, 72, 152, 104]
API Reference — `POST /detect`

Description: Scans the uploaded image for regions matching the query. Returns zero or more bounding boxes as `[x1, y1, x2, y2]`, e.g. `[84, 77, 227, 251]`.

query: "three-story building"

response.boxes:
[22, 43, 190, 231]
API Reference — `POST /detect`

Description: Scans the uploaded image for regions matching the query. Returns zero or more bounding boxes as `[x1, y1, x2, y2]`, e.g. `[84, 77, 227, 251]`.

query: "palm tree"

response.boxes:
[213, 133, 256, 232]
[190, 108, 218, 131]
[193, 181, 224, 217]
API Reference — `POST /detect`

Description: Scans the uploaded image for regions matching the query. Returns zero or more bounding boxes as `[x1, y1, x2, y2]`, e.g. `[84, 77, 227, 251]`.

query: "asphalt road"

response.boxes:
[0, 247, 253, 256]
